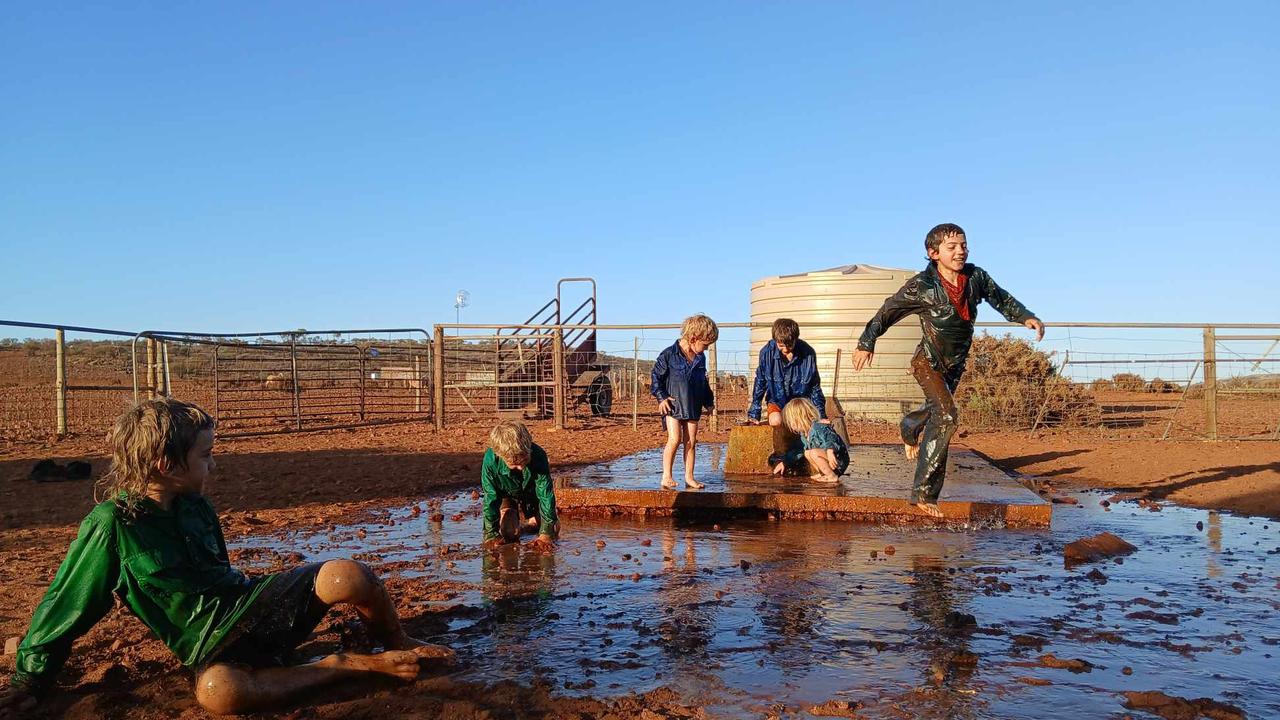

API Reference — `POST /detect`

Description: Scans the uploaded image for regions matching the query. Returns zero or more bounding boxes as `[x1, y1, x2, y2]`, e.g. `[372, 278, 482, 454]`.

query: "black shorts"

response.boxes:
[202, 562, 329, 668]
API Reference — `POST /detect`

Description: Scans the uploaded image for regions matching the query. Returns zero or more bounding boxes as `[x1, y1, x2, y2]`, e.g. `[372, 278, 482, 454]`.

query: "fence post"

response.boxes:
[290, 336, 303, 431]
[413, 354, 421, 414]
[55, 329, 67, 437]
[553, 327, 565, 429]
[1203, 327, 1217, 440]
[708, 341, 718, 432]
[160, 341, 171, 396]
[433, 326, 445, 431]
[359, 352, 367, 421]
[146, 338, 157, 399]
[213, 345, 220, 421]
[632, 337, 639, 431]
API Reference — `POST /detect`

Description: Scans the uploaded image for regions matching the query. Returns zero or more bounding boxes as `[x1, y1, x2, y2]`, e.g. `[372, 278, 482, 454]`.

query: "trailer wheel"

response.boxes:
[588, 376, 613, 416]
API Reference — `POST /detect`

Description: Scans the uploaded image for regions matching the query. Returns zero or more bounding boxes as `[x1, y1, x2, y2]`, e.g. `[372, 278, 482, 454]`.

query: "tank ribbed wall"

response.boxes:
[748, 265, 923, 421]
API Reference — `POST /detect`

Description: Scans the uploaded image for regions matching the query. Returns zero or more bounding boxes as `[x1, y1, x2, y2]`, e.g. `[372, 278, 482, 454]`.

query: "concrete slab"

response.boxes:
[558, 443, 1051, 528]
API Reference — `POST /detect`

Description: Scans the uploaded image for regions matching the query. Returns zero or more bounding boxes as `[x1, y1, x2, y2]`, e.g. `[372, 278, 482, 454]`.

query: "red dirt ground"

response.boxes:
[1, 419, 1276, 719]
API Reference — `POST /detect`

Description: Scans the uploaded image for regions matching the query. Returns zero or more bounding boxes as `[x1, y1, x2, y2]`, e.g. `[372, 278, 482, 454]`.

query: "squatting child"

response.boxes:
[853, 223, 1044, 517]
[480, 420, 558, 552]
[748, 318, 826, 427]
[0, 398, 451, 717]
[782, 397, 849, 483]
[651, 313, 718, 490]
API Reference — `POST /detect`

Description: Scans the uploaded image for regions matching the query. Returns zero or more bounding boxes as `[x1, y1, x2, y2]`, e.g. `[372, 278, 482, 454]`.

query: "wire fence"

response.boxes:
[2, 320, 1277, 443]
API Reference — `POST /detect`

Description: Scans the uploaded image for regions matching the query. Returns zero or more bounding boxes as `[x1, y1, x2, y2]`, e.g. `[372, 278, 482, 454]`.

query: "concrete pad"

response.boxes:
[559, 443, 1050, 528]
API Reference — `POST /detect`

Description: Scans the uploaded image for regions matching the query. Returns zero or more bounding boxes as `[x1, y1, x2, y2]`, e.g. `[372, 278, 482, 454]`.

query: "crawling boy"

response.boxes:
[0, 398, 451, 717]
[480, 420, 558, 552]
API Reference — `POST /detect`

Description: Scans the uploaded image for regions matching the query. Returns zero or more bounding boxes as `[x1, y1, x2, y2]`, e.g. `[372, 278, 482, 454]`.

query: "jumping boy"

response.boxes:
[651, 313, 718, 490]
[480, 420, 558, 553]
[0, 398, 452, 717]
[852, 223, 1044, 517]
[747, 318, 826, 427]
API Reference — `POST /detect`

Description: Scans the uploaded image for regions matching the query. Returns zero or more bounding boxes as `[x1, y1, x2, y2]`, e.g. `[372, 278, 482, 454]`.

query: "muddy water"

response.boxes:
[233, 450, 1280, 718]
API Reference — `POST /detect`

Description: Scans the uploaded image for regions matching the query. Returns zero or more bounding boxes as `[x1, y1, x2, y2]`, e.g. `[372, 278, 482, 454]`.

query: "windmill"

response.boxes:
[454, 289, 470, 333]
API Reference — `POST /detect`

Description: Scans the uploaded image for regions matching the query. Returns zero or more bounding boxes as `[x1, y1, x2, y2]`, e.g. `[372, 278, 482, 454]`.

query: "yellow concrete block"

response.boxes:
[724, 424, 806, 475]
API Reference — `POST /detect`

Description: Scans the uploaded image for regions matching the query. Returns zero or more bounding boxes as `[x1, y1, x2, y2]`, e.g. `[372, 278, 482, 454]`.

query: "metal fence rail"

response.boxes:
[3, 319, 1277, 442]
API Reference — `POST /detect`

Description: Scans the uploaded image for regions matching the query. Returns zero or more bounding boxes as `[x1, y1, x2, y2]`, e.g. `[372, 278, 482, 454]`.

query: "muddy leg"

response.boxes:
[314, 560, 427, 651]
[498, 497, 521, 542]
[909, 356, 960, 513]
[682, 420, 704, 489]
[661, 415, 680, 489]
[194, 647, 444, 715]
[804, 448, 837, 482]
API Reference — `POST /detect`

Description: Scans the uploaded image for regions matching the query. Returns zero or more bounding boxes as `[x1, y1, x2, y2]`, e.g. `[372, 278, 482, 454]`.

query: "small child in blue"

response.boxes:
[783, 397, 848, 483]
[651, 313, 718, 490]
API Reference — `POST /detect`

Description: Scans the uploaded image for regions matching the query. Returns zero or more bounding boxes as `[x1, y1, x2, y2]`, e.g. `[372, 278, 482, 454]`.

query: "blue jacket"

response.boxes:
[651, 341, 714, 421]
[748, 339, 826, 421]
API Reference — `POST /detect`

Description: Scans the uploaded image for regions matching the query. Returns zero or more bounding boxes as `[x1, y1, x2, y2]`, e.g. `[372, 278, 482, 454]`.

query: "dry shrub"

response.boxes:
[1146, 378, 1179, 394]
[1110, 373, 1146, 393]
[956, 334, 1099, 429]
[1091, 378, 1115, 392]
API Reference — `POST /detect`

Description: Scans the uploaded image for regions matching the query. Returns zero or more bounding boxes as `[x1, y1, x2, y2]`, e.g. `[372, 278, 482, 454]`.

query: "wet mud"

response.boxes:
[218, 449, 1280, 719]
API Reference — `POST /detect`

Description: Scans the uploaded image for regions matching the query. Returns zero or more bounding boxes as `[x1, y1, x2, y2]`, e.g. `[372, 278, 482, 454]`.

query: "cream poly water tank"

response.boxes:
[748, 264, 924, 421]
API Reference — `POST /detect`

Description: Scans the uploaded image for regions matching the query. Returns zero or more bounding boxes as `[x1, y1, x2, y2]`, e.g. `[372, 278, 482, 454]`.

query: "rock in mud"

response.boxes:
[1038, 653, 1093, 672]
[944, 611, 977, 629]
[1123, 691, 1246, 720]
[1063, 532, 1136, 566]
[807, 699, 862, 717]
[1085, 568, 1108, 583]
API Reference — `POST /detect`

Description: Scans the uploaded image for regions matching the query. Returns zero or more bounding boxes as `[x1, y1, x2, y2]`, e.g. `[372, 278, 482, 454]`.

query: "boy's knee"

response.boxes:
[767, 413, 783, 427]
[316, 559, 378, 604]
[498, 503, 521, 542]
[195, 663, 252, 716]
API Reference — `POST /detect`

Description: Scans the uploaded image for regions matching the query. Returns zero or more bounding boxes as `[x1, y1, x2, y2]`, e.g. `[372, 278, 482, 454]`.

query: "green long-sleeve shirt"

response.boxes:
[13, 495, 274, 694]
[480, 444, 558, 540]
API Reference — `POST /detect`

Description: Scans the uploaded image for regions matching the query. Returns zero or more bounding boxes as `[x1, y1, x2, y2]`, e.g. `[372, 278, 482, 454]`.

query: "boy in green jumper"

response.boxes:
[480, 420, 558, 553]
[0, 398, 451, 716]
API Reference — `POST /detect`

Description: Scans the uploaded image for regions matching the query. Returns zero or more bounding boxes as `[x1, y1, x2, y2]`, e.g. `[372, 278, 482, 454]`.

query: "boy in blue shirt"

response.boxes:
[747, 318, 826, 427]
[651, 314, 718, 490]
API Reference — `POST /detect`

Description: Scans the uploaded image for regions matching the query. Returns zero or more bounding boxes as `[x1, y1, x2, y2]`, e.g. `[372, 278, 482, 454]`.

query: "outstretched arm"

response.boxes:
[13, 515, 120, 701]
[856, 277, 925, 354]
[974, 268, 1042, 340]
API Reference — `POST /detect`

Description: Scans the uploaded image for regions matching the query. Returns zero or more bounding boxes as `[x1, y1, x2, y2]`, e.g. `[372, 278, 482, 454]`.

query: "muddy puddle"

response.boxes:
[232, 447, 1280, 718]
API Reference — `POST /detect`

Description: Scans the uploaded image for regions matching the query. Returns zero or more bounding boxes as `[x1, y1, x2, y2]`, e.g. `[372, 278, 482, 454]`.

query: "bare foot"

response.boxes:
[811, 474, 839, 484]
[661, 477, 678, 490]
[684, 477, 705, 490]
[410, 643, 457, 667]
[321, 650, 424, 681]
[915, 502, 944, 518]
[904, 443, 919, 461]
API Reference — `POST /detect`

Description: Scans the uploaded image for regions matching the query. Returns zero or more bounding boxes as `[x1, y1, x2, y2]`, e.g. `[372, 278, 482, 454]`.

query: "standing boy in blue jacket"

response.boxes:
[852, 223, 1044, 517]
[747, 318, 826, 428]
[651, 314, 718, 490]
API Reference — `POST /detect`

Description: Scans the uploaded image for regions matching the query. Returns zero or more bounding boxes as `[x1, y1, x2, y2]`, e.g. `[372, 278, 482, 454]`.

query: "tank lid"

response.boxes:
[777, 264, 912, 279]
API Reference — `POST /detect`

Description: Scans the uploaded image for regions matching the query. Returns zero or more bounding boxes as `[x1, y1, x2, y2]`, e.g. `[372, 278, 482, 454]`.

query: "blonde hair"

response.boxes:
[782, 397, 819, 435]
[98, 398, 215, 516]
[489, 420, 532, 465]
[680, 314, 719, 344]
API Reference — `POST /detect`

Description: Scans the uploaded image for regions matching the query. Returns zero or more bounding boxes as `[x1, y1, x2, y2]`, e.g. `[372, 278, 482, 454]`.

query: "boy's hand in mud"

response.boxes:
[527, 536, 555, 554]
[852, 349, 874, 371]
[0, 687, 38, 719]
[772, 461, 786, 476]
[657, 398, 673, 415]
[1024, 317, 1045, 341]
[826, 449, 838, 469]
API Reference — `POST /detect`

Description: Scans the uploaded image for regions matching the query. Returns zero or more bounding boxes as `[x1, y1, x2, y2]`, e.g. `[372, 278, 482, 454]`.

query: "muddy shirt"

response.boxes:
[13, 495, 273, 694]
[857, 263, 1034, 373]
[481, 444, 558, 540]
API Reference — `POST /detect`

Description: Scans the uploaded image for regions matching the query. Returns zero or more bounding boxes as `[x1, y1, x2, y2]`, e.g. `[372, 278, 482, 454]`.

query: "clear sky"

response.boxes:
[2, 2, 1277, 335]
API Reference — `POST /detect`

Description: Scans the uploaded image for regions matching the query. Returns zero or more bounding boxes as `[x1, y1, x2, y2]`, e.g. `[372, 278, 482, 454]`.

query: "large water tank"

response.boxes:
[748, 264, 924, 421]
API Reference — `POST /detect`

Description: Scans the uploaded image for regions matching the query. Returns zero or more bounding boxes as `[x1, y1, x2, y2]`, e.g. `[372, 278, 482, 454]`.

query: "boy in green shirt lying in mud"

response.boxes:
[1, 398, 452, 717]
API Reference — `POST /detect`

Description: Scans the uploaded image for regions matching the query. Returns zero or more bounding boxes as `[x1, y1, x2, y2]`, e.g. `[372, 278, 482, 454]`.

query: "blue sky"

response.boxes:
[2, 2, 1277, 335]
